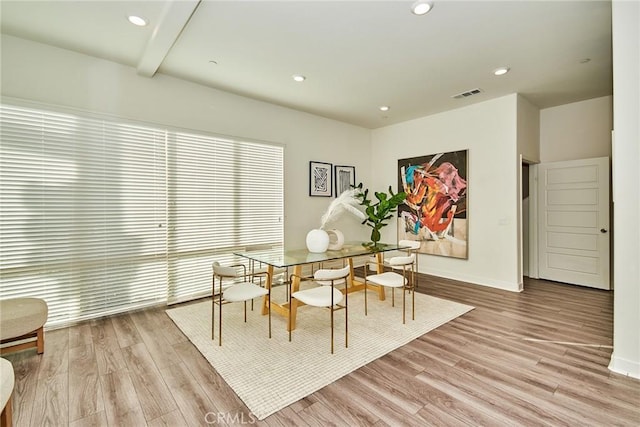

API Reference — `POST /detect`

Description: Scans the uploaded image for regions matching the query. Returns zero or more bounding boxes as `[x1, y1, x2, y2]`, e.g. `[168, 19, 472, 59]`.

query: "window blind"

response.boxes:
[0, 105, 167, 327]
[167, 132, 284, 303]
[0, 102, 284, 327]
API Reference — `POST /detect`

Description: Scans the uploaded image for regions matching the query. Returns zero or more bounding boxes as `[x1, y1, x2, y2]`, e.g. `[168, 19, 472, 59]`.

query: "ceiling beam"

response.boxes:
[137, 0, 201, 78]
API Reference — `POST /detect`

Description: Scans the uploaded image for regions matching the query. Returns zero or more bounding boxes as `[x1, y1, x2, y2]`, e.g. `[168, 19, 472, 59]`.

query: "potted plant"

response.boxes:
[353, 183, 407, 249]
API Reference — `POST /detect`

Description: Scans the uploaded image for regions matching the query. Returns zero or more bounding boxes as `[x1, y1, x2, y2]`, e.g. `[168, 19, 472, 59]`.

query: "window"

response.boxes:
[0, 102, 284, 327]
[167, 131, 284, 303]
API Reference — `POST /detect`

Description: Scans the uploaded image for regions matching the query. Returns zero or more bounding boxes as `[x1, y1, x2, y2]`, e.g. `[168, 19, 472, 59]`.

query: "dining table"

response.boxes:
[234, 241, 408, 331]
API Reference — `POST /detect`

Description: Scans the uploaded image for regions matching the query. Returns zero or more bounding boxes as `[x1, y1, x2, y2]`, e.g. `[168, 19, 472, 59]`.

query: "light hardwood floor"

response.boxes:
[4, 276, 639, 426]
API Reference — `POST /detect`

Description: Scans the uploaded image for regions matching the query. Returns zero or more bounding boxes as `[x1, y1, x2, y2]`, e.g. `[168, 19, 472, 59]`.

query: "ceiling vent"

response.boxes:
[452, 88, 483, 99]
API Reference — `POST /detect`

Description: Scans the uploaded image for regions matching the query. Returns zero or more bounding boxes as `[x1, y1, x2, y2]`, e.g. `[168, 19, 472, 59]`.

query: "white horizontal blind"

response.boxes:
[0, 104, 167, 327]
[1, 102, 284, 326]
[167, 132, 284, 302]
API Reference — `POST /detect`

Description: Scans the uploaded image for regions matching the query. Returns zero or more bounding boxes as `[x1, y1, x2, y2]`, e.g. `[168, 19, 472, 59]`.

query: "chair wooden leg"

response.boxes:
[344, 287, 348, 349]
[402, 284, 406, 324]
[36, 326, 44, 354]
[212, 275, 216, 341]
[1, 392, 12, 427]
[211, 292, 216, 340]
[364, 278, 368, 316]
[411, 277, 415, 321]
[243, 301, 247, 323]
[268, 289, 272, 339]
[288, 294, 293, 342]
[288, 278, 294, 342]
[330, 283, 335, 354]
[330, 304, 334, 354]
[218, 293, 223, 347]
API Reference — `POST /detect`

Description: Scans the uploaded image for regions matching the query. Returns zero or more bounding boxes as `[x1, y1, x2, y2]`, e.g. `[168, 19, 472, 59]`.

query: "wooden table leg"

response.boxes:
[287, 265, 302, 331]
[261, 265, 273, 315]
[346, 254, 386, 301]
[261, 264, 303, 331]
[374, 252, 386, 300]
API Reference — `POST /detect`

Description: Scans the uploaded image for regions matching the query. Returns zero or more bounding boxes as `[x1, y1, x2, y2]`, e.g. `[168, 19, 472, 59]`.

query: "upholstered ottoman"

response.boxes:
[0, 298, 48, 355]
[0, 357, 14, 427]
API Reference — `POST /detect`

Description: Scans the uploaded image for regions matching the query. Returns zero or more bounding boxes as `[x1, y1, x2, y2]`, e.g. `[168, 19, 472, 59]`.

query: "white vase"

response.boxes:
[306, 229, 330, 253]
[326, 229, 345, 250]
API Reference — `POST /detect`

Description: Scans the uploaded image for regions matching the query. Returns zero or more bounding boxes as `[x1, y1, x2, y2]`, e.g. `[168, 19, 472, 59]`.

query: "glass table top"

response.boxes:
[234, 241, 407, 268]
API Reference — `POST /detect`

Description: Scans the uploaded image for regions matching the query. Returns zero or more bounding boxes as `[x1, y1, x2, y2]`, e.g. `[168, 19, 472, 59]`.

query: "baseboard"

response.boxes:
[421, 268, 522, 292]
[354, 259, 523, 293]
[608, 354, 640, 379]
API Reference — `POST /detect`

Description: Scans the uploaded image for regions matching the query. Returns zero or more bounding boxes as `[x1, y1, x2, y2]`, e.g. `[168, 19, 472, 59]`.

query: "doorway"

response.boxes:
[522, 163, 530, 278]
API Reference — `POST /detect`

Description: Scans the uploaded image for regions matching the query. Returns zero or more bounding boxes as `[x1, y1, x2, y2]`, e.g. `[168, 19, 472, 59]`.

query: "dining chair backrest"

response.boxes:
[314, 265, 351, 284]
[397, 240, 420, 272]
[398, 239, 421, 253]
[213, 261, 239, 278]
[388, 253, 415, 267]
[368, 240, 420, 273]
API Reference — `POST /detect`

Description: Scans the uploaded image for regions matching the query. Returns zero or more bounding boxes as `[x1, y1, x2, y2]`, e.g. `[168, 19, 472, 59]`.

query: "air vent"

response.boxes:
[452, 88, 483, 99]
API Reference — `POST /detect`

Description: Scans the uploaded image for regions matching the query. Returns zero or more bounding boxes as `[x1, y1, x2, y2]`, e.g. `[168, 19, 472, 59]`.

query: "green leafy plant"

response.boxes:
[353, 182, 407, 248]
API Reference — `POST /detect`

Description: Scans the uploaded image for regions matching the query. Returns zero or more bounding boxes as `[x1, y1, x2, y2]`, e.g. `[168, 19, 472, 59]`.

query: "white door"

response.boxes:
[538, 157, 610, 289]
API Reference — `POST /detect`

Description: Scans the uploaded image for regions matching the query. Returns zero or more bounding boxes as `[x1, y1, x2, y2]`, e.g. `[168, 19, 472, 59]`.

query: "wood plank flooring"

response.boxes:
[3, 276, 639, 426]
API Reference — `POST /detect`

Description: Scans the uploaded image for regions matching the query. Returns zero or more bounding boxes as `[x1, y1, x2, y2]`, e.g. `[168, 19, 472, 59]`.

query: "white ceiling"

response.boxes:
[0, 0, 613, 129]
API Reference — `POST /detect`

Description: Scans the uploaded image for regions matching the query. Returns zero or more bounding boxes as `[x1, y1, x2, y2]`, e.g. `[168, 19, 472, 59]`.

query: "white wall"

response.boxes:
[0, 35, 372, 247]
[540, 96, 613, 162]
[371, 95, 521, 291]
[610, 0, 640, 379]
[517, 95, 541, 164]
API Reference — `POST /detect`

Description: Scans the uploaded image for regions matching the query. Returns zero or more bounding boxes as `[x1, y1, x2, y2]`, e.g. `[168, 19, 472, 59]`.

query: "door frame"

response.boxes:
[527, 162, 540, 280]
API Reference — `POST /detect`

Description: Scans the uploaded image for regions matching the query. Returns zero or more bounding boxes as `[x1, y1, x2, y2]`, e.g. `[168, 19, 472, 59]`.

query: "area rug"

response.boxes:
[166, 288, 473, 420]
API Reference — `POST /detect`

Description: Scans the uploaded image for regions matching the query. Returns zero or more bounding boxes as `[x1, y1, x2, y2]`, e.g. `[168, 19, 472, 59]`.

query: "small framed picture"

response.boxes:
[309, 161, 333, 197]
[334, 165, 356, 196]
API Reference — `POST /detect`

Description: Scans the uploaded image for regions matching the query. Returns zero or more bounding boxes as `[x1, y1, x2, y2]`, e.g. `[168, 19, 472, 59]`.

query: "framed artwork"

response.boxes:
[334, 165, 355, 196]
[397, 149, 468, 259]
[309, 161, 333, 197]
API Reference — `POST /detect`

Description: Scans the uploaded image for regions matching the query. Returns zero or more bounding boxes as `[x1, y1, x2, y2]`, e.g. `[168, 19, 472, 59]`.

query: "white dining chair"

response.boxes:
[364, 240, 421, 323]
[289, 264, 351, 354]
[367, 239, 421, 274]
[212, 261, 271, 346]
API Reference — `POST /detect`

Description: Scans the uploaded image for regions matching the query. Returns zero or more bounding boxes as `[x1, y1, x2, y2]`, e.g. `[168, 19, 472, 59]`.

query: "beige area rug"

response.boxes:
[166, 287, 474, 420]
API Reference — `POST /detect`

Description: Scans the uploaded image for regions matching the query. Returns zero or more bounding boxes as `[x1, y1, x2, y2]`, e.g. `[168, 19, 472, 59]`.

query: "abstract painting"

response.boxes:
[397, 150, 468, 259]
[309, 161, 332, 197]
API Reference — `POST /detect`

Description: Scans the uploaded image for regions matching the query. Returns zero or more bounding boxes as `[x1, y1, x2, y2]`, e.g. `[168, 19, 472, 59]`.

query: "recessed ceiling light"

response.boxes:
[411, 1, 434, 15]
[127, 15, 148, 27]
[379, 106, 390, 112]
[292, 74, 306, 82]
[493, 67, 510, 76]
